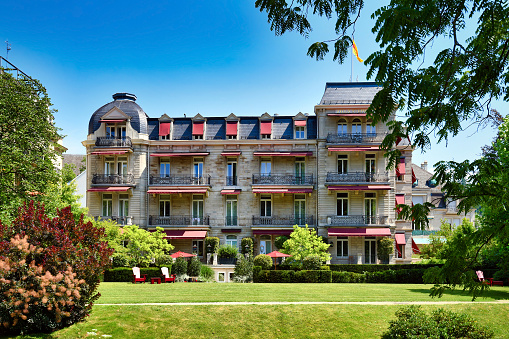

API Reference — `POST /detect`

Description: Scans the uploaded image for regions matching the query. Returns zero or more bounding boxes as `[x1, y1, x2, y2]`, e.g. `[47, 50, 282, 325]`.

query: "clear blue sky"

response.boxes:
[2, 1, 504, 170]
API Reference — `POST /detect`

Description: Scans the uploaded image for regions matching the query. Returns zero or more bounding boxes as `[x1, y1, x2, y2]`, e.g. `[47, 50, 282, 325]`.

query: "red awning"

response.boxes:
[327, 228, 391, 237]
[412, 168, 417, 184]
[99, 119, 126, 123]
[221, 189, 241, 195]
[150, 152, 209, 157]
[260, 121, 272, 134]
[91, 150, 128, 155]
[192, 121, 204, 135]
[252, 188, 313, 194]
[395, 194, 405, 214]
[328, 147, 382, 152]
[327, 185, 391, 191]
[395, 233, 406, 245]
[253, 151, 313, 157]
[294, 120, 307, 126]
[396, 158, 406, 176]
[88, 187, 131, 192]
[412, 238, 421, 254]
[147, 189, 208, 194]
[221, 151, 241, 156]
[163, 230, 207, 239]
[327, 113, 366, 117]
[226, 121, 238, 136]
[252, 230, 293, 236]
[159, 122, 172, 136]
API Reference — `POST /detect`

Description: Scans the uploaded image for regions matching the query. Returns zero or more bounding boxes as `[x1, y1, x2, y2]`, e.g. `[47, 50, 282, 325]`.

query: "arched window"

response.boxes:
[352, 118, 362, 134]
[366, 119, 376, 135]
[337, 119, 347, 134]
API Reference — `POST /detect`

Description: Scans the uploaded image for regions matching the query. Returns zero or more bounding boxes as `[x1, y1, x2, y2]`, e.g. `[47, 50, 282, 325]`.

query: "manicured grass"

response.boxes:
[13, 304, 509, 338]
[95, 282, 509, 303]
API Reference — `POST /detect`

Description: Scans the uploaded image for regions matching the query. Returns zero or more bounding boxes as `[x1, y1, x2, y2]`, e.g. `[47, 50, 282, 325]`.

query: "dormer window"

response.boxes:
[260, 121, 272, 139]
[159, 122, 172, 140]
[192, 121, 204, 140]
[294, 120, 306, 139]
[106, 124, 126, 139]
[226, 121, 238, 140]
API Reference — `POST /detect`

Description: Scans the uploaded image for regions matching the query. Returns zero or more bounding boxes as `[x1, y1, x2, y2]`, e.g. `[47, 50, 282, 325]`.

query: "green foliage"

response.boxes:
[218, 244, 238, 259]
[381, 305, 494, 339]
[103, 267, 163, 282]
[205, 237, 219, 254]
[365, 269, 425, 284]
[377, 237, 394, 263]
[154, 254, 174, 268]
[199, 265, 214, 281]
[331, 271, 365, 283]
[419, 220, 452, 259]
[172, 257, 187, 277]
[240, 237, 253, 255]
[0, 202, 113, 334]
[111, 253, 130, 268]
[234, 255, 254, 283]
[302, 255, 322, 270]
[282, 225, 331, 263]
[274, 235, 288, 250]
[253, 254, 272, 270]
[187, 256, 202, 277]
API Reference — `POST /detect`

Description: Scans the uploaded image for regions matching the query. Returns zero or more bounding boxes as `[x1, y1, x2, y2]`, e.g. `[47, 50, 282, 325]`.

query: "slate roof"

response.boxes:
[88, 93, 149, 135]
[411, 163, 441, 192]
[63, 154, 85, 176]
[319, 82, 382, 105]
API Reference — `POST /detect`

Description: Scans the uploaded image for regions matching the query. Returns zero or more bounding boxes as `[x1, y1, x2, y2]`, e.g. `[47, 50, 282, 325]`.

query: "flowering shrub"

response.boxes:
[0, 202, 113, 334]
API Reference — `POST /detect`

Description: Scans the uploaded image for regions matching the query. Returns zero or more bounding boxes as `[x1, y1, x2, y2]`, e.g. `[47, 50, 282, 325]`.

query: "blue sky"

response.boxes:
[2, 1, 503, 170]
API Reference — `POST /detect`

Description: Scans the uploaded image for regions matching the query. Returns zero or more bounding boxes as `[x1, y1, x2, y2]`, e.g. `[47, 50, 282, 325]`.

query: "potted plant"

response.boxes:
[218, 244, 238, 265]
[377, 237, 394, 264]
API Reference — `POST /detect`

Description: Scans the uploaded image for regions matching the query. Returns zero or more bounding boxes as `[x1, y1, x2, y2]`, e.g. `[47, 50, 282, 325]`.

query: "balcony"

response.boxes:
[252, 174, 313, 185]
[225, 216, 238, 226]
[327, 215, 389, 226]
[149, 215, 210, 226]
[150, 175, 211, 186]
[326, 172, 389, 184]
[226, 176, 238, 186]
[92, 173, 135, 185]
[99, 216, 133, 225]
[326, 133, 386, 144]
[252, 215, 314, 227]
[95, 136, 132, 147]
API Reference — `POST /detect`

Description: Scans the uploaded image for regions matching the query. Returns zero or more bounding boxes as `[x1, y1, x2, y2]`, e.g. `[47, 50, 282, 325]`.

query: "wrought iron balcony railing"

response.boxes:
[326, 133, 386, 144]
[252, 215, 314, 226]
[99, 216, 133, 225]
[326, 172, 389, 183]
[92, 173, 135, 185]
[150, 175, 211, 186]
[226, 176, 237, 186]
[95, 136, 132, 147]
[252, 174, 313, 185]
[149, 215, 210, 226]
[225, 216, 238, 226]
[327, 215, 389, 226]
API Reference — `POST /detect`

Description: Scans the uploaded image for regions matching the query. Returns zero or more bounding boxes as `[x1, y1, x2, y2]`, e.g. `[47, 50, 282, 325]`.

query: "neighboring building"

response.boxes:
[83, 83, 422, 264]
[71, 170, 87, 209]
[63, 154, 86, 176]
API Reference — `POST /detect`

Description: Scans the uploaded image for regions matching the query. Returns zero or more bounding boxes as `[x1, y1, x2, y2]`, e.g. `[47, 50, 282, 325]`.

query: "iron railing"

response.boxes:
[412, 230, 438, 236]
[252, 215, 314, 226]
[226, 176, 237, 186]
[92, 173, 135, 185]
[326, 133, 386, 144]
[225, 216, 238, 226]
[327, 215, 388, 226]
[252, 174, 313, 185]
[150, 175, 211, 186]
[326, 172, 389, 183]
[149, 215, 210, 226]
[99, 216, 133, 225]
[95, 136, 132, 147]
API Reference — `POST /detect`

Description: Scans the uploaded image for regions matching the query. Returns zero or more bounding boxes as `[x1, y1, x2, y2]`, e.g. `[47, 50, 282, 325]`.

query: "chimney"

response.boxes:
[421, 161, 428, 171]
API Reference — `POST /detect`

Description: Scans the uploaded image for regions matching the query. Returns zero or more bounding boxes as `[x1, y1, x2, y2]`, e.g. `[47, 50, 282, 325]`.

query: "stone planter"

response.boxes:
[218, 257, 237, 265]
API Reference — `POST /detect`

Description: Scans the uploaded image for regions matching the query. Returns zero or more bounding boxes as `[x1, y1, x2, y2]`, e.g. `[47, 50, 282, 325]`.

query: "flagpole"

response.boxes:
[350, 36, 353, 82]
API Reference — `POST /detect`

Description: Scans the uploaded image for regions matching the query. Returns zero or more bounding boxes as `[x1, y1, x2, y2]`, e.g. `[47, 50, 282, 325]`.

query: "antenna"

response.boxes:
[5, 40, 11, 60]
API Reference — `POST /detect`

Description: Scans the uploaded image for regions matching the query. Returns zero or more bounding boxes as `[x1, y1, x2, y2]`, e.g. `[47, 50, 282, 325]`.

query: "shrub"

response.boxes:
[254, 254, 273, 270]
[172, 257, 188, 276]
[253, 266, 262, 282]
[302, 255, 322, 270]
[295, 270, 332, 283]
[0, 202, 113, 334]
[381, 305, 494, 339]
[218, 244, 238, 259]
[200, 265, 214, 281]
[331, 271, 365, 283]
[234, 255, 254, 283]
[274, 236, 288, 250]
[187, 256, 202, 277]
[205, 237, 219, 254]
[240, 237, 254, 256]
[377, 237, 394, 264]
[111, 253, 130, 267]
[103, 267, 162, 282]
[154, 254, 173, 268]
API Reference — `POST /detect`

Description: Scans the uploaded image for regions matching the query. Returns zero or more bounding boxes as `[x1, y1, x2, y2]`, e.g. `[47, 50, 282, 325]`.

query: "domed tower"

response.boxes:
[83, 93, 149, 227]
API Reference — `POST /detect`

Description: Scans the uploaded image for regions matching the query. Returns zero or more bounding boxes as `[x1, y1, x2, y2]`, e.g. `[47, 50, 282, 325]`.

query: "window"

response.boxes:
[337, 155, 348, 174]
[193, 134, 203, 140]
[161, 134, 171, 140]
[412, 195, 425, 206]
[365, 154, 376, 176]
[226, 158, 237, 185]
[106, 124, 126, 139]
[396, 244, 405, 258]
[228, 135, 236, 140]
[294, 194, 306, 225]
[102, 194, 112, 217]
[295, 126, 305, 139]
[226, 235, 238, 248]
[295, 158, 305, 184]
[260, 194, 272, 217]
[260, 158, 271, 176]
[193, 158, 203, 184]
[119, 194, 129, 217]
[192, 240, 204, 256]
[106, 124, 115, 138]
[365, 238, 377, 264]
[337, 237, 349, 257]
[337, 119, 347, 134]
[366, 121, 376, 135]
[261, 133, 271, 139]
[352, 118, 362, 134]
[160, 162, 170, 178]
[337, 193, 348, 216]
[365, 192, 376, 224]
[104, 158, 114, 175]
[226, 196, 237, 226]
[260, 235, 272, 254]
[218, 272, 225, 282]
[192, 195, 204, 225]
[159, 195, 171, 217]
[117, 157, 128, 176]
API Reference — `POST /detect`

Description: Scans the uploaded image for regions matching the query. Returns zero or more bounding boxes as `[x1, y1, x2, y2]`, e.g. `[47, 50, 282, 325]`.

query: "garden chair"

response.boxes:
[132, 267, 147, 284]
[476, 270, 503, 286]
[161, 266, 176, 283]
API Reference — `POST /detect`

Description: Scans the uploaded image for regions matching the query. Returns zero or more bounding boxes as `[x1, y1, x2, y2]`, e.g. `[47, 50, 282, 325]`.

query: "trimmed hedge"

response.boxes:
[255, 270, 332, 283]
[365, 269, 425, 283]
[331, 271, 365, 283]
[104, 267, 171, 282]
[327, 264, 442, 273]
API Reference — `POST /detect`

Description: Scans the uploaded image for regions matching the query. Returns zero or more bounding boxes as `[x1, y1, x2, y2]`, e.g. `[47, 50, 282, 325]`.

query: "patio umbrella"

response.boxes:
[266, 250, 291, 270]
[170, 251, 196, 258]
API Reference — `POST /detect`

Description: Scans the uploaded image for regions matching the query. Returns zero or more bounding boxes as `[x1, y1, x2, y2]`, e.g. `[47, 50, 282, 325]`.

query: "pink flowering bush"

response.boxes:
[0, 202, 113, 334]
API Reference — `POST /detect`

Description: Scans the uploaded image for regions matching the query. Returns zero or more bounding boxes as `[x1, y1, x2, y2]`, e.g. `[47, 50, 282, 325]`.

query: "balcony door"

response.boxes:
[193, 158, 203, 184]
[104, 158, 114, 175]
[365, 193, 376, 224]
[260, 158, 271, 176]
[294, 194, 306, 225]
[364, 238, 377, 264]
[117, 157, 128, 176]
[295, 158, 305, 184]
[102, 194, 112, 217]
[119, 194, 129, 218]
[159, 196, 171, 217]
[160, 162, 170, 178]
[260, 194, 272, 225]
[227, 159, 237, 186]
[192, 195, 204, 225]
[337, 154, 348, 174]
[226, 196, 237, 226]
[352, 118, 362, 135]
[260, 235, 272, 255]
[337, 119, 347, 135]
[337, 193, 348, 216]
[365, 154, 376, 181]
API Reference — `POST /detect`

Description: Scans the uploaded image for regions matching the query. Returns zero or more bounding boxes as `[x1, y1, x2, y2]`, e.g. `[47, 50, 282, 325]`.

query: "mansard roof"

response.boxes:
[319, 82, 382, 105]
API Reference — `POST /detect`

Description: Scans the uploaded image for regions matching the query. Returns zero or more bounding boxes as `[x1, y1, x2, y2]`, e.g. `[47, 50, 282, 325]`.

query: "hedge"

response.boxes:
[104, 266, 171, 282]
[254, 269, 423, 283]
[365, 269, 425, 284]
[327, 264, 442, 273]
[331, 271, 365, 283]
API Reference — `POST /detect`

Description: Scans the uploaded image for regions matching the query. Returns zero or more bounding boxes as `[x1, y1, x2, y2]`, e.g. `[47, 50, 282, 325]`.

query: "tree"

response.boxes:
[282, 225, 331, 263]
[0, 69, 62, 221]
[118, 225, 173, 267]
[255, 1, 509, 165]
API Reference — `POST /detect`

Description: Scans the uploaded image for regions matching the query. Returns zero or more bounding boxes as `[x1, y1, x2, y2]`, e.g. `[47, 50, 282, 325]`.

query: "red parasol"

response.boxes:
[266, 250, 291, 270]
[170, 251, 196, 258]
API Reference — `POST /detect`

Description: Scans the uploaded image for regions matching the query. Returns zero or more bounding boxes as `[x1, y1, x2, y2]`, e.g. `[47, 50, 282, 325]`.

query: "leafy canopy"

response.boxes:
[282, 225, 331, 263]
